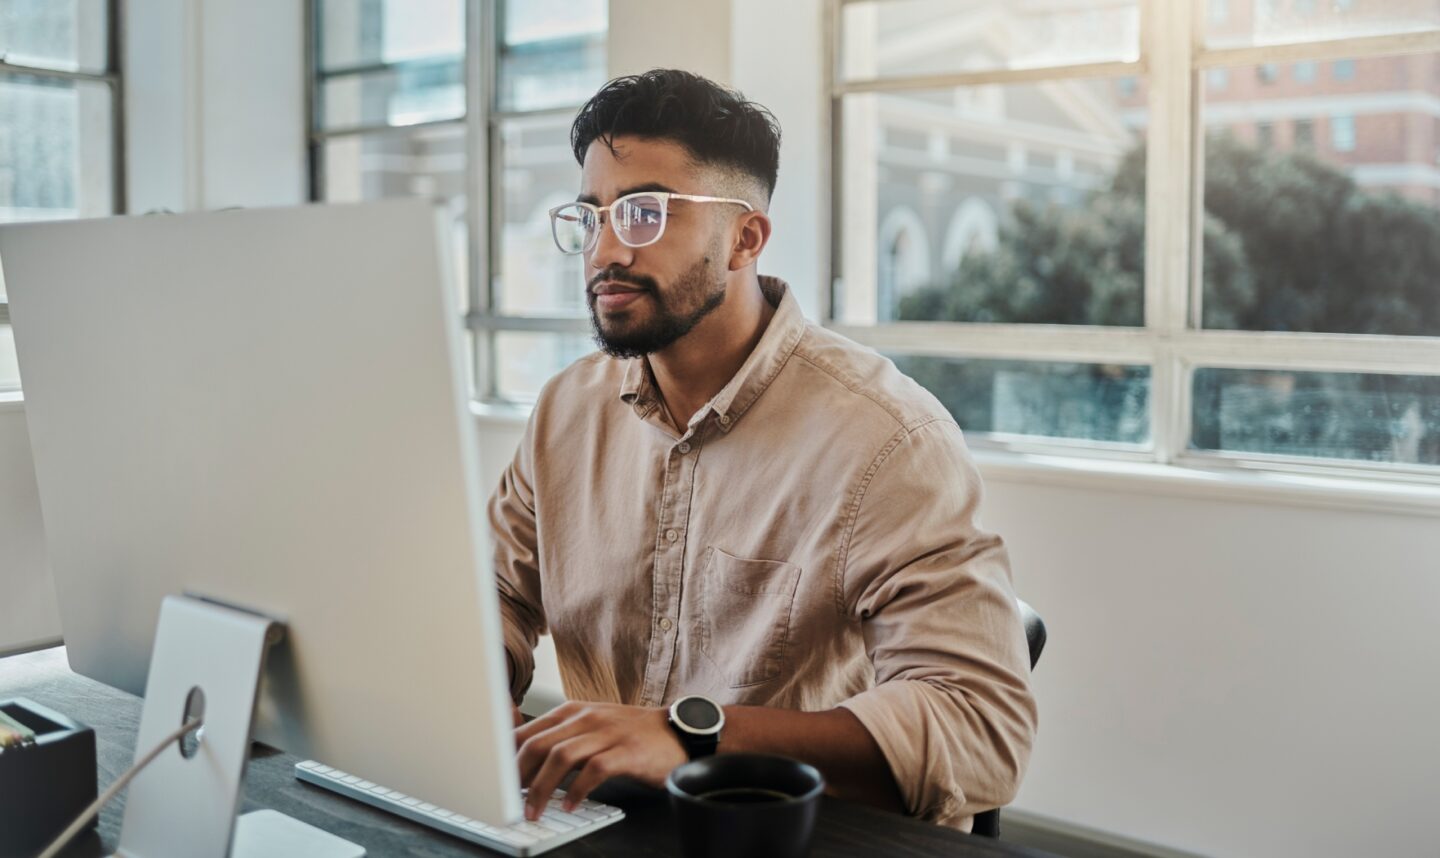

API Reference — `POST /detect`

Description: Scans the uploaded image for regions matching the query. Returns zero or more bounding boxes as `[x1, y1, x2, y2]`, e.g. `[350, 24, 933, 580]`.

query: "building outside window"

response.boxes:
[0, 0, 122, 393]
[831, 0, 1440, 475]
[309, 0, 607, 400]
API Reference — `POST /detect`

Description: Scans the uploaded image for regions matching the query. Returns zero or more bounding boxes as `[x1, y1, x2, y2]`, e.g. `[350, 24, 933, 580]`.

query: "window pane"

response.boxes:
[0, 0, 108, 73]
[891, 356, 1151, 445]
[495, 331, 593, 400]
[838, 80, 1145, 325]
[1205, 0, 1440, 49]
[322, 127, 470, 311]
[1193, 368, 1440, 466]
[0, 324, 18, 392]
[1198, 54, 1440, 336]
[496, 116, 586, 317]
[500, 0, 608, 112]
[841, 0, 1139, 81]
[320, 58, 465, 130]
[318, 0, 463, 70]
[0, 74, 113, 223]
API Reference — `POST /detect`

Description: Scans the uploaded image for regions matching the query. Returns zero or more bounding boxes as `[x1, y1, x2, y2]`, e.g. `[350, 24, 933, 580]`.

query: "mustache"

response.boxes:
[587, 268, 658, 295]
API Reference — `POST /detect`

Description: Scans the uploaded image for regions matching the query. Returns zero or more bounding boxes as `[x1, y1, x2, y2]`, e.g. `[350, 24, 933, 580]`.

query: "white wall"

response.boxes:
[986, 480, 1440, 858]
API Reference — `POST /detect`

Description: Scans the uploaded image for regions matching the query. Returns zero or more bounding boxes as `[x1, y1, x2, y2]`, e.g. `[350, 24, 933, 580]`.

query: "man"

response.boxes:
[490, 69, 1036, 831]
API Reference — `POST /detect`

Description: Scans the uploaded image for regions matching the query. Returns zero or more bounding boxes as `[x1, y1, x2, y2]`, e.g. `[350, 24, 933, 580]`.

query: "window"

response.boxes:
[1330, 113, 1356, 152]
[831, 2, 1440, 477]
[1293, 117, 1315, 150]
[1255, 120, 1275, 149]
[0, 0, 123, 393]
[309, 0, 608, 401]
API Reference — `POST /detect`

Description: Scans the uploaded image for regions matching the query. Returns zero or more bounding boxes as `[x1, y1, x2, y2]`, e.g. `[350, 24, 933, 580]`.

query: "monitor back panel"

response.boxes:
[0, 200, 522, 825]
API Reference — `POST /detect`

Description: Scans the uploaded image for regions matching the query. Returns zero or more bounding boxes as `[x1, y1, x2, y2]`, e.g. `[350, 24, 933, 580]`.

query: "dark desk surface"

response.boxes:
[1, 647, 1061, 858]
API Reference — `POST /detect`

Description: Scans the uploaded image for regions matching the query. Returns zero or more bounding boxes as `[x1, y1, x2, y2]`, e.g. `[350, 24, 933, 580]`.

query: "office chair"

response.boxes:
[969, 598, 1046, 839]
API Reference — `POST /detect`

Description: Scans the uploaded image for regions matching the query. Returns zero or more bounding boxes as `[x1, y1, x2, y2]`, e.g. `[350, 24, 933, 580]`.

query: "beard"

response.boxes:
[587, 249, 728, 359]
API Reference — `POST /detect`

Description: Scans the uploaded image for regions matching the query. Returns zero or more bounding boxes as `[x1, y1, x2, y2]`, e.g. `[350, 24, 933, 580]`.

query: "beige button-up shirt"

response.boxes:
[490, 277, 1036, 829]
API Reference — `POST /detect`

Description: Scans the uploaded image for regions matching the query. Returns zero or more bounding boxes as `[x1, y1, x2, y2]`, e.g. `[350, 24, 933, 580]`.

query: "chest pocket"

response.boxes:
[697, 547, 802, 688]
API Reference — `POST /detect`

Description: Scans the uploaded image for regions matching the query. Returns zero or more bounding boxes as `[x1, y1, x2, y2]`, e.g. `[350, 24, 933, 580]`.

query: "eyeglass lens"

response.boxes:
[551, 194, 666, 253]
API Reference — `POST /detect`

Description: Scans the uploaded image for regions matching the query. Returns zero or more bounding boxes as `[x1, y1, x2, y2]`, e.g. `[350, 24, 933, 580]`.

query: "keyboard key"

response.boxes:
[499, 832, 538, 847]
[400, 797, 422, 807]
[355, 781, 375, 790]
[417, 803, 437, 812]
[297, 760, 320, 771]
[517, 821, 556, 838]
[544, 809, 591, 827]
[341, 775, 362, 785]
[537, 818, 573, 833]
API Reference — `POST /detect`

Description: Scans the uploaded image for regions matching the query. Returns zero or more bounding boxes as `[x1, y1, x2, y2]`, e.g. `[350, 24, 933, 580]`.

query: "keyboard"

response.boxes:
[294, 760, 626, 857]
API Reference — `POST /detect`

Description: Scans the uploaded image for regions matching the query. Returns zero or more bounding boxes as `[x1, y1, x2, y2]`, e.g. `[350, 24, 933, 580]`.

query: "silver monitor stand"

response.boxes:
[117, 596, 362, 858]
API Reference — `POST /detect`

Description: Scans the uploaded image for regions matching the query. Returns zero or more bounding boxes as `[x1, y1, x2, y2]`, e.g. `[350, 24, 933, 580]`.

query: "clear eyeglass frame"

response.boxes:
[548, 191, 754, 255]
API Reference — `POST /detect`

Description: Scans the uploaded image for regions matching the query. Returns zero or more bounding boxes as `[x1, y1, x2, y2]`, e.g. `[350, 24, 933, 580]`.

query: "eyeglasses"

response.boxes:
[548, 191, 754, 255]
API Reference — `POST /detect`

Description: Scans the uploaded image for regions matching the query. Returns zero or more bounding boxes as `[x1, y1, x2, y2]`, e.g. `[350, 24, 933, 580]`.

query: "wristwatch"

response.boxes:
[666, 695, 724, 760]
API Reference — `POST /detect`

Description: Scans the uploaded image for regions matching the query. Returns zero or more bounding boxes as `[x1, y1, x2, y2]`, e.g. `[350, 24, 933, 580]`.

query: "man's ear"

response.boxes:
[728, 210, 772, 271]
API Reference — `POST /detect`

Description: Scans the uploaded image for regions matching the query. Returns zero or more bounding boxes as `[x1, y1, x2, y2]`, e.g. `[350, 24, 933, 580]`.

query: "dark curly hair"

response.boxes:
[570, 69, 781, 203]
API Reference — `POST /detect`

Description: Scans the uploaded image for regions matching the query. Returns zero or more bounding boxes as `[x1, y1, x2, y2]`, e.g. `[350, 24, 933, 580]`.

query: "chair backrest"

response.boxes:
[969, 598, 1045, 839]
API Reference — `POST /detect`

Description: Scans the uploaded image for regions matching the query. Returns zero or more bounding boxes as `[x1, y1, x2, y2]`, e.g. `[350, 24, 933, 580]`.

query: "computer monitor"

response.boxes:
[0, 200, 523, 828]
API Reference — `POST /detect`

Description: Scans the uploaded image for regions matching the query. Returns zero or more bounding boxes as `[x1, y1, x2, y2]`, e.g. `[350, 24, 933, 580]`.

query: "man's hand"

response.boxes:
[514, 701, 686, 821]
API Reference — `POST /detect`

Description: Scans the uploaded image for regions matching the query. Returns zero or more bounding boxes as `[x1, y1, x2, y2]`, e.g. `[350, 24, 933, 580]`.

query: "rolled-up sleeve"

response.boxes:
[836, 418, 1037, 829]
[487, 412, 548, 704]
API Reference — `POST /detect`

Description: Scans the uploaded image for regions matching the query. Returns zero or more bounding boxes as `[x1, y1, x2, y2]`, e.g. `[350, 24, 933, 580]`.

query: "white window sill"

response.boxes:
[470, 399, 1440, 517]
[972, 449, 1440, 517]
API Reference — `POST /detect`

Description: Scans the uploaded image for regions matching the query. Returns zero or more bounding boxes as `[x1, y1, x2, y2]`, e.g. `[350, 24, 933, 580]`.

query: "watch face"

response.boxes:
[676, 696, 721, 731]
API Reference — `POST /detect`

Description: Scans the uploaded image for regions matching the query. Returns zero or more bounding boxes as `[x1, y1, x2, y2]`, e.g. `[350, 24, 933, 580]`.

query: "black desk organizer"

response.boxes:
[0, 698, 97, 858]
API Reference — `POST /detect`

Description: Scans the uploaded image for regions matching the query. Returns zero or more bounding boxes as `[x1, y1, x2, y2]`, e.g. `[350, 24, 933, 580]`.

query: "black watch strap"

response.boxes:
[683, 732, 718, 760]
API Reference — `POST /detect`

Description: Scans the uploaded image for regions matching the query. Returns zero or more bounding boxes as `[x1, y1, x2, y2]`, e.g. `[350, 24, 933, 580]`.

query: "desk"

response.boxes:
[1, 647, 1059, 858]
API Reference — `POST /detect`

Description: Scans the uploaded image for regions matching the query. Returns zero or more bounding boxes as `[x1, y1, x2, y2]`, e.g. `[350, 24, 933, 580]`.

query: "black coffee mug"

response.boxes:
[666, 753, 824, 858]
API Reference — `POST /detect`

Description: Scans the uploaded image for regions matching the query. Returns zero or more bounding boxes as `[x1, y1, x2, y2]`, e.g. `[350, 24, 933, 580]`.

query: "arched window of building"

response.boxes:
[941, 198, 1000, 273]
[877, 206, 932, 319]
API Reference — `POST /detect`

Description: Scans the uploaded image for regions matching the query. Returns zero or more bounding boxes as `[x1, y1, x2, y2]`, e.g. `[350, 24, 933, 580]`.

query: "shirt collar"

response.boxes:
[617, 276, 806, 433]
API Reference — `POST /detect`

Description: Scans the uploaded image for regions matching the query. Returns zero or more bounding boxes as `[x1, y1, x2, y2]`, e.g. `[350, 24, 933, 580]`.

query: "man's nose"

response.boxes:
[587, 214, 635, 272]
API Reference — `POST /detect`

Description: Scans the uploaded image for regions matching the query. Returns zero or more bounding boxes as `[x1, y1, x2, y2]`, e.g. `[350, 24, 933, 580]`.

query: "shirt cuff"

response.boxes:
[838, 680, 969, 828]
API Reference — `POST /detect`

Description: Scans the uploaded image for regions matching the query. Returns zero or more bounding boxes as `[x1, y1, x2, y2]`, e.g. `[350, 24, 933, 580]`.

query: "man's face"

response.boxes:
[578, 136, 736, 358]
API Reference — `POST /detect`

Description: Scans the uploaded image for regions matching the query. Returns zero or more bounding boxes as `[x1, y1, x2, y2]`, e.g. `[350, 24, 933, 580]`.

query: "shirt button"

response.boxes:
[677, 442, 691, 454]
[659, 618, 673, 631]
[719, 414, 731, 426]
[665, 529, 679, 543]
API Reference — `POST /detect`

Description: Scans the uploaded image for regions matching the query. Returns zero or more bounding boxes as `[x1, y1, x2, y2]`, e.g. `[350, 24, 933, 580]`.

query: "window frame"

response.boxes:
[824, 0, 1440, 482]
[0, 0, 126, 334]
[306, 0, 597, 402]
